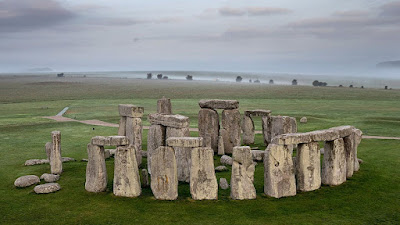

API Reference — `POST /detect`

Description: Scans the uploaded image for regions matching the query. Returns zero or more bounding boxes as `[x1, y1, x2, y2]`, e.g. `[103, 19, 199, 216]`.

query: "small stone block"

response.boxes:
[118, 104, 144, 118]
[166, 137, 203, 147]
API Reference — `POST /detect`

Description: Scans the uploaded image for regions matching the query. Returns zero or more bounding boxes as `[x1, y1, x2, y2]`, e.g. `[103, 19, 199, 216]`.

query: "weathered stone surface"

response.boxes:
[330, 126, 355, 137]
[157, 96, 172, 114]
[296, 142, 321, 192]
[244, 109, 271, 117]
[85, 144, 107, 192]
[251, 150, 265, 162]
[141, 169, 149, 187]
[264, 144, 296, 198]
[261, 116, 271, 145]
[126, 117, 143, 166]
[220, 178, 229, 190]
[343, 134, 355, 178]
[231, 146, 256, 200]
[104, 149, 112, 159]
[147, 124, 166, 174]
[199, 99, 239, 109]
[215, 165, 228, 172]
[322, 138, 346, 186]
[45, 142, 52, 159]
[357, 158, 363, 164]
[25, 159, 49, 166]
[166, 127, 191, 182]
[40, 173, 60, 183]
[320, 148, 325, 155]
[166, 137, 203, 148]
[141, 150, 147, 158]
[270, 116, 292, 140]
[198, 108, 219, 152]
[242, 115, 255, 145]
[50, 131, 62, 175]
[118, 104, 144, 118]
[148, 113, 189, 128]
[14, 175, 40, 188]
[118, 116, 126, 136]
[150, 146, 178, 200]
[290, 117, 297, 133]
[353, 129, 362, 172]
[34, 183, 61, 194]
[190, 147, 218, 200]
[217, 136, 224, 155]
[300, 117, 307, 123]
[220, 155, 233, 166]
[91, 136, 130, 146]
[113, 146, 141, 197]
[61, 157, 75, 162]
[221, 109, 241, 154]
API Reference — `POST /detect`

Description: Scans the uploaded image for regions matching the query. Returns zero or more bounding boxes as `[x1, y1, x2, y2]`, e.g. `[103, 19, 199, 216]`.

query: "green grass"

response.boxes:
[0, 76, 399, 224]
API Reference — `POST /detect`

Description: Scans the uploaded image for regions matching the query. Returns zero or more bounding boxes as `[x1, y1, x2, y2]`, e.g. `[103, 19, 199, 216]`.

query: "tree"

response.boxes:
[147, 73, 152, 79]
[349, 84, 353, 88]
[254, 79, 260, 83]
[236, 76, 243, 82]
[269, 79, 274, 84]
[292, 79, 298, 85]
[361, 86, 364, 89]
[339, 85, 343, 87]
[163, 76, 168, 80]
[186, 75, 193, 80]
[313, 80, 328, 87]
[249, 79, 252, 83]
[157, 74, 163, 79]
[312, 80, 320, 86]
[385, 86, 388, 89]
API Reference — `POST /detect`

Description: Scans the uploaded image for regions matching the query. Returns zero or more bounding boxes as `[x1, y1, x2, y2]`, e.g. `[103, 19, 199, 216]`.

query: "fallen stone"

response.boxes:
[45, 142, 52, 159]
[118, 116, 127, 136]
[113, 146, 141, 197]
[148, 113, 189, 128]
[231, 146, 256, 200]
[81, 159, 88, 162]
[166, 127, 191, 183]
[40, 173, 60, 183]
[221, 109, 241, 154]
[220, 155, 233, 166]
[141, 169, 149, 187]
[166, 137, 203, 148]
[296, 142, 321, 192]
[61, 157, 76, 162]
[24, 159, 49, 166]
[218, 136, 225, 155]
[91, 136, 129, 146]
[14, 175, 40, 188]
[190, 147, 218, 200]
[198, 108, 219, 152]
[147, 124, 166, 174]
[85, 144, 107, 192]
[300, 117, 307, 123]
[251, 150, 265, 162]
[118, 104, 144, 118]
[199, 99, 239, 109]
[242, 115, 255, 145]
[125, 117, 143, 166]
[322, 138, 346, 186]
[50, 131, 62, 175]
[157, 96, 172, 114]
[215, 165, 228, 172]
[34, 183, 61, 194]
[244, 109, 271, 117]
[219, 178, 229, 190]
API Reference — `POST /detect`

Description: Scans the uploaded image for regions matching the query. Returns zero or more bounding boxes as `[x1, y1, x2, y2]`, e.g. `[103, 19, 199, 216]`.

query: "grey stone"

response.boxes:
[40, 173, 60, 183]
[300, 117, 307, 123]
[50, 131, 62, 175]
[215, 165, 228, 172]
[91, 136, 130, 146]
[14, 175, 40, 188]
[150, 146, 178, 200]
[219, 178, 229, 190]
[322, 138, 346, 186]
[296, 142, 321, 192]
[290, 117, 297, 133]
[113, 146, 141, 197]
[264, 144, 296, 198]
[220, 155, 233, 166]
[221, 109, 241, 154]
[45, 142, 52, 159]
[126, 117, 143, 166]
[190, 147, 218, 200]
[118, 116, 126, 136]
[104, 149, 112, 159]
[199, 99, 239, 109]
[34, 183, 61, 194]
[118, 104, 144, 118]
[85, 144, 107, 192]
[166, 127, 191, 183]
[81, 159, 88, 162]
[61, 157, 75, 162]
[358, 158, 363, 164]
[344, 134, 356, 178]
[270, 116, 292, 141]
[148, 113, 189, 128]
[217, 135, 224, 155]
[231, 146, 256, 200]
[244, 109, 271, 117]
[242, 115, 255, 145]
[353, 129, 363, 172]
[251, 150, 265, 162]
[157, 96, 172, 114]
[261, 116, 271, 145]
[24, 159, 49, 166]
[166, 137, 203, 148]
[198, 108, 219, 152]
[141, 169, 150, 187]
[147, 124, 166, 174]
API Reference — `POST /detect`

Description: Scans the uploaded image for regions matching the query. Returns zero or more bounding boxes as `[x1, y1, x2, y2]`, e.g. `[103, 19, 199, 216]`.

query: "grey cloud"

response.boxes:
[86, 17, 181, 26]
[219, 7, 246, 16]
[380, 1, 400, 17]
[332, 10, 370, 17]
[219, 7, 290, 17]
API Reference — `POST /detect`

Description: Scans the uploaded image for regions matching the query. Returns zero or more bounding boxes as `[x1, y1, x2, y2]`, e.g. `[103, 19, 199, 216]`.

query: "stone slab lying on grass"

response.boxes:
[199, 99, 239, 109]
[91, 136, 129, 146]
[166, 137, 203, 148]
[220, 178, 229, 190]
[148, 113, 189, 128]
[220, 155, 233, 166]
[14, 175, 40, 188]
[61, 157, 76, 162]
[244, 109, 271, 117]
[215, 165, 228, 172]
[34, 183, 61, 194]
[40, 173, 60, 183]
[25, 157, 75, 166]
[118, 104, 144, 118]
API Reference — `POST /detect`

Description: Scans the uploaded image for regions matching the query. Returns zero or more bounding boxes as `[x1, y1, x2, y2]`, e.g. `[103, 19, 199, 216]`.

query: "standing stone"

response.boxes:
[113, 146, 141, 197]
[270, 116, 292, 140]
[141, 169, 149, 187]
[264, 144, 296, 198]
[45, 142, 52, 160]
[230, 146, 256, 200]
[217, 136, 225, 155]
[150, 146, 178, 200]
[118, 116, 127, 136]
[190, 147, 218, 200]
[322, 138, 346, 186]
[198, 108, 219, 152]
[290, 117, 297, 133]
[126, 117, 143, 167]
[147, 124, 166, 174]
[221, 109, 241, 154]
[166, 127, 191, 182]
[300, 117, 307, 123]
[85, 144, 107, 192]
[242, 115, 255, 145]
[157, 96, 172, 114]
[261, 116, 271, 145]
[50, 131, 62, 175]
[353, 129, 362, 172]
[220, 178, 229, 190]
[296, 142, 321, 192]
[344, 134, 355, 178]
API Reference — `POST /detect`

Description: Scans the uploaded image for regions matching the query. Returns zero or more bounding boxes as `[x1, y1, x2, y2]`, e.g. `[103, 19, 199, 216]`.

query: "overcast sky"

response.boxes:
[1, 0, 400, 76]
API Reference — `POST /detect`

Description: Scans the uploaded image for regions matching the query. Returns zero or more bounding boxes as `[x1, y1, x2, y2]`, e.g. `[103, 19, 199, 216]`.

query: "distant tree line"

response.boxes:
[312, 80, 327, 87]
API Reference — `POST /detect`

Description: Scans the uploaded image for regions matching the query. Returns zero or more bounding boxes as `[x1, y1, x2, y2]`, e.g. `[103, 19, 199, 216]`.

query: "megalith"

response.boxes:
[230, 146, 256, 200]
[50, 131, 62, 175]
[198, 108, 219, 152]
[221, 109, 241, 154]
[296, 142, 321, 192]
[85, 144, 107, 192]
[322, 138, 346, 186]
[113, 146, 141, 197]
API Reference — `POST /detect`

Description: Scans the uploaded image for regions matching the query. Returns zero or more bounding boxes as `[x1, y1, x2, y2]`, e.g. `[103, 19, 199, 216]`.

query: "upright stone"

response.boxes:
[296, 142, 321, 192]
[322, 138, 346, 186]
[190, 147, 218, 200]
[113, 146, 141, 197]
[198, 108, 219, 152]
[118, 116, 127, 136]
[290, 117, 297, 133]
[264, 144, 296, 198]
[50, 131, 62, 175]
[217, 136, 225, 155]
[270, 116, 292, 140]
[221, 109, 241, 154]
[157, 96, 172, 114]
[45, 142, 52, 160]
[230, 146, 256, 200]
[353, 129, 362, 172]
[147, 124, 166, 174]
[343, 134, 355, 178]
[126, 117, 143, 166]
[166, 127, 191, 182]
[242, 115, 255, 145]
[85, 144, 107, 192]
[261, 116, 271, 145]
[150, 146, 178, 200]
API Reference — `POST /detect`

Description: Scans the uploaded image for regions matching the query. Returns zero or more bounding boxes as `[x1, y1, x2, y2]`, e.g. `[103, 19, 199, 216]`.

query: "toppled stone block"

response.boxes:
[198, 108, 219, 152]
[40, 173, 60, 183]
[34, 183, 61, 194]
[118, 104, 144, 118]
[220, 155, 233, 166]
[244, 109, 271, 117]
[50, 131, 62, 175]
[220, 178, 229, 190]
[251, 150, 265, 162]
[61, 157, 75, 162]
[215, 165, 228, 172]
[300, 117, 307, 123]
[231, 146, 256, 200]
[148, 113, 189, 128]
[14, 175, 40, 188]
[199, 99, 239, 109]
[296, 142, 321, 192]
[166, 137, 203, 148]
[322, 138, 346, 186]
[25, 159, 49, 166]
[222, 109, 241, 154]
[91, 136, 130, 146]
[113, 146, 141, 197]
[147, 124, 166, 174]
[157, 96, 172, 114]
[242, 115, 255, 145]
[85, 144, 107, 192]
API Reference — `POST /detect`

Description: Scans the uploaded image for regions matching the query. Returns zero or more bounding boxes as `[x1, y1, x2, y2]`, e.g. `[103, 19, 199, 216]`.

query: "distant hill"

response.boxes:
[27, 67, 53, 72]
[377, 60, 400, 69]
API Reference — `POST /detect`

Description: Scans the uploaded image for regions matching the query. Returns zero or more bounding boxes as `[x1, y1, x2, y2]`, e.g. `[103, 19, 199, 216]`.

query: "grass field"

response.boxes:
[0, 75, 399, 224]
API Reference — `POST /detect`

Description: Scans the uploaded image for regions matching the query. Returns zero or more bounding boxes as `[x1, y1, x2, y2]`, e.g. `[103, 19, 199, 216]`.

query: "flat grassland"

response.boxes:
[0, 75, 399, 224]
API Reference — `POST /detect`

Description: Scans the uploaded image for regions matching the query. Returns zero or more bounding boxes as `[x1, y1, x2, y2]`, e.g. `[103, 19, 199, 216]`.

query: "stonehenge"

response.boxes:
[50, 131, 62, 175]
[230, 146, 256, 200]
[113, 146, 141, 197]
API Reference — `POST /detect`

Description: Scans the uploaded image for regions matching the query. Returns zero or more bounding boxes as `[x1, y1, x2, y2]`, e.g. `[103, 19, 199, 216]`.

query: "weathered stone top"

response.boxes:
[272, 126, 358, 145]
[148, 113, 189, 128]
[244, 109, 271, 117]
[166, 137, 203, 148]
[118, 104, 144, 118]
[199, 99, 239, 109]
[91, 136, 130, 146]
[232, 146, 253, 167]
